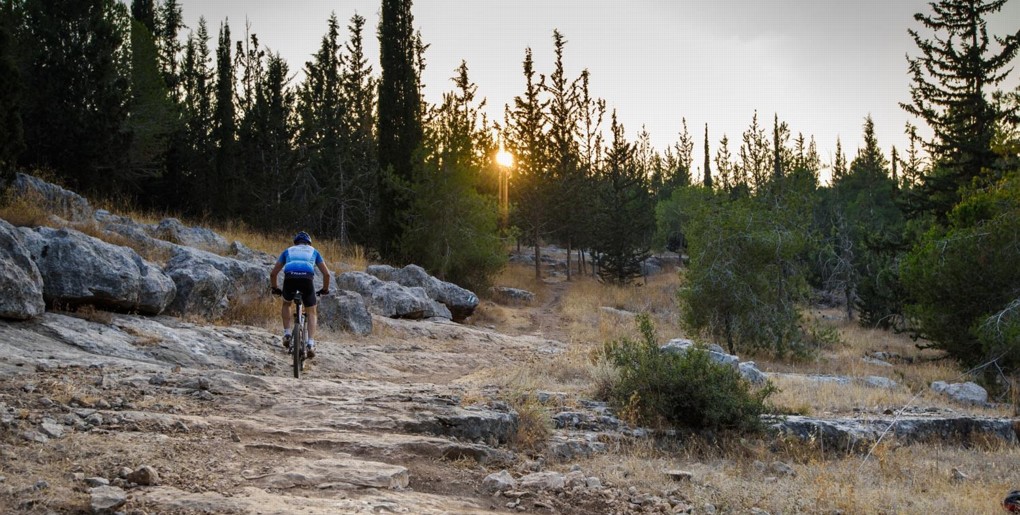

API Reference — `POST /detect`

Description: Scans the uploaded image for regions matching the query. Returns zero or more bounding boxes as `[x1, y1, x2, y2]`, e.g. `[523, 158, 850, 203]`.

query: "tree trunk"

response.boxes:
[533, 233, 541, 280]
[566, 238, 572, 281]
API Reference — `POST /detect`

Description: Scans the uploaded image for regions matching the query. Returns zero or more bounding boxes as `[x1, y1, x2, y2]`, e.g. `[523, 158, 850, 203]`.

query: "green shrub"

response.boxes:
[901, 169, 1020, 372]
[599, 314, 777, 433]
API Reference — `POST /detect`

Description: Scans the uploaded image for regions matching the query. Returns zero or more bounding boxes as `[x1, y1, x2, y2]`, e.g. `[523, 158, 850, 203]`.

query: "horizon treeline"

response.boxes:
[1, 0, 1019, 377]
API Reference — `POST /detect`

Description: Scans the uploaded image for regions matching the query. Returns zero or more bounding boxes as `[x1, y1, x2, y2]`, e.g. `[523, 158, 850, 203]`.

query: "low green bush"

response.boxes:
[599, 314, 777, 433]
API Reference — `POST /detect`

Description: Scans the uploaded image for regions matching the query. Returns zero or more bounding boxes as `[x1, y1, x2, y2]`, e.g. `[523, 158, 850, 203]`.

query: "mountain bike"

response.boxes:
[272, 288, 327, 378]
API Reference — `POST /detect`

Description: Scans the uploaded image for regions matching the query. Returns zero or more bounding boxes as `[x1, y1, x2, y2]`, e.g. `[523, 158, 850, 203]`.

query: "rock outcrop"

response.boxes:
[335, 271, 432, 320]
[771, 413, 1018, 450]
[0, 219, 45, 320]
[12, 172, 92, 222]
[17, 226, 175, 315]
[367, 264, 479, 321]
[163, 246, 267, 318]
[317, 290, 373, 335]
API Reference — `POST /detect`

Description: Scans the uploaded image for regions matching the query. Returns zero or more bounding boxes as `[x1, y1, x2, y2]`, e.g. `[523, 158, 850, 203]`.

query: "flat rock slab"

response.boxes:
[247, 457, 409, 490]
[136, 486, 487, 514]
[771, 415, 1019, 451]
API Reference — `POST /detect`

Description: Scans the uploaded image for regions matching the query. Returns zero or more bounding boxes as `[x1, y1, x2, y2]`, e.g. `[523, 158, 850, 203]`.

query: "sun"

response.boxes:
[495, 148, 514, 168]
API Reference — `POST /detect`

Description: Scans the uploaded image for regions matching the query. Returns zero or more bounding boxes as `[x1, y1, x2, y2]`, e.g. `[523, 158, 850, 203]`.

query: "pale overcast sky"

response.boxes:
[176, 1, 1020, 180]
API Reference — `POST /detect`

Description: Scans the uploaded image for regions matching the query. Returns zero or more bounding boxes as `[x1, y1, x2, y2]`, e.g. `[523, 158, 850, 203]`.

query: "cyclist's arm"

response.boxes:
[316, 261, 331, 291]
[269, 261, 284, 289]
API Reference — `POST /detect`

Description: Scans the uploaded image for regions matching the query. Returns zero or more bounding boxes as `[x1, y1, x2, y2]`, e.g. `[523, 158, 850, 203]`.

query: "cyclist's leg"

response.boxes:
[307, 305, 318, 341]
[281, 299, 293, 331]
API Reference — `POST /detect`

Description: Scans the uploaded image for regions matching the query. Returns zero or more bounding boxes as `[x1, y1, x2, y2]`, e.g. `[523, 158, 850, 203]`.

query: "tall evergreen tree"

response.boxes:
[831, 137, 848, 183]
[241, 51, 294, 229]
[295, 14, 344, 238]
[130, 0, 155, 32]
[901, 0, 1020, 219]
[178, 18, 214, 213]
[0, 0, 24, 185]
[703, 123, 712, 188]
[126, 16, 175, 182]
[504, 47, 550, 279]
[210, 20, 237, 216]
[340, 13, 380, 246]
[574, 68, 604, 275]
[828, 116, 905, 326]
[402, 61, 505, 291]
[593, 112, 654, 283]
[544, 29, 583, 280]
[18, 0, 131, 193]
[377, 0, 423, 257]
[653, 118, 692, 200]
[156, 0, 182, 99]
[738, 111, 770, 192]
[714, 134, 734, 192]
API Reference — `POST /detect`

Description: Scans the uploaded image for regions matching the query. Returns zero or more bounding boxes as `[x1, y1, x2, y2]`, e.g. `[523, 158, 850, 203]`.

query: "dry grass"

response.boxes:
[0, 187, 57, 227]
[568, 433, 1020, 514]
[505, 391, 555, 452]
[218, 288, 279, 329]
[559, 272, 682, 347]
[490, 262, 550, 303]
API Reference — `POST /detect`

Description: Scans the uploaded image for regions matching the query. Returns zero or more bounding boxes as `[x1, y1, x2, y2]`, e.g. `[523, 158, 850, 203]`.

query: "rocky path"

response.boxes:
[0, 308, 630, 514]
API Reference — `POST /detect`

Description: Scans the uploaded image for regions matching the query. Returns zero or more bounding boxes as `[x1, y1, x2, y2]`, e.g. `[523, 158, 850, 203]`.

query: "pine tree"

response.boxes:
[593, 112, 654, 283]
[575, 68, 604, 275]
[901, 0, 1020, 219]
[714, 134, 734, 192]
[377, 0, 423, 257]
[402, 60, 505, 291]
[0, 0, 24, 184]
[295, 14, 344, 238]
[504, 47, 550, 279]
[340, 13, 379, 246]
[210, 19, 237, 216]
[831, 137, 847, 183]
[544, 30, 583, 280]
[130, 0, 155, 32]
[241, 50, 294, 229]
[738, 111, 770, 192]
[703, 124, 712, 188]
[830, 116, 905, 327]
[156, 0, 182, 99]
[126, 15, 175, 180]
[18, 0, 131, 193]
[179, 18, 214, 213]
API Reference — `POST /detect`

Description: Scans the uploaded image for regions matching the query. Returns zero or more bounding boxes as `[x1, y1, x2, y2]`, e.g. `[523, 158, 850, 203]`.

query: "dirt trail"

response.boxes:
[0, 291, 610, 514]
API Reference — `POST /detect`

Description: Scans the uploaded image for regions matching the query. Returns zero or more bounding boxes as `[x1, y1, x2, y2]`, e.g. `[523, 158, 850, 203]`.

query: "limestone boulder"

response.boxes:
[317, 290, 373, 335]
[17, 226, 175, 315]
[152, 218, 230, 254]
[163, 246, 267, 318]
[366, 264, 479, 321]
[335, 271, 430, 319]
[12, 173, 92, 222]
[0, 219, 45, 320]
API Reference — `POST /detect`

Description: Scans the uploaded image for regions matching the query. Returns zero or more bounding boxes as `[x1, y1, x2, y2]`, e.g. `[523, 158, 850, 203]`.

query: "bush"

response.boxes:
[598, 314, 776, 433]
[901, 169, 1020, 372]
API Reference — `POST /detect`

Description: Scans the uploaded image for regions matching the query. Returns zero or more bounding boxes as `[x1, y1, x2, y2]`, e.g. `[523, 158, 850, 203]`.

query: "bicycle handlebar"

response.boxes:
[270, 287, 331, 296]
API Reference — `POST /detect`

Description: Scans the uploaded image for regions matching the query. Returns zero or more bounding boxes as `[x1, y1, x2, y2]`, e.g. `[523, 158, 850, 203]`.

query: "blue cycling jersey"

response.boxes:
[278, 244, 323, 277]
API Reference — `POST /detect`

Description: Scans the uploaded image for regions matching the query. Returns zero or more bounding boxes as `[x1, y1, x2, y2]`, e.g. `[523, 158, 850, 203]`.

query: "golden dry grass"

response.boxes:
[0, 186, 56, 227]
[559, 272, 683, 346]
[490, 261, 551, 303]
[571, 435, 1020, 514]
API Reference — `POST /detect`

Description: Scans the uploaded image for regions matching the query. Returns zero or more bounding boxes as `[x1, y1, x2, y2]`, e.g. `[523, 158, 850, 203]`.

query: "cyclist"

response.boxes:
[269, 231, 331, 358]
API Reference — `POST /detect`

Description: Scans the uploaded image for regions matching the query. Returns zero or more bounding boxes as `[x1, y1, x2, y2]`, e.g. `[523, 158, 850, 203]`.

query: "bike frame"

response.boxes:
[289, 291, 308, 378]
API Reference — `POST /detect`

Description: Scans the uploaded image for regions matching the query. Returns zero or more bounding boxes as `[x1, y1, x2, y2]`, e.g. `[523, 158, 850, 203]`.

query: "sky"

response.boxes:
[176, 0, 1020, 180]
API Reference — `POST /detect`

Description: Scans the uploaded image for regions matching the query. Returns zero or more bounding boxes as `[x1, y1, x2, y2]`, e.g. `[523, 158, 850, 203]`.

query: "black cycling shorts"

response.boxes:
[282, 276, 317, 307]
